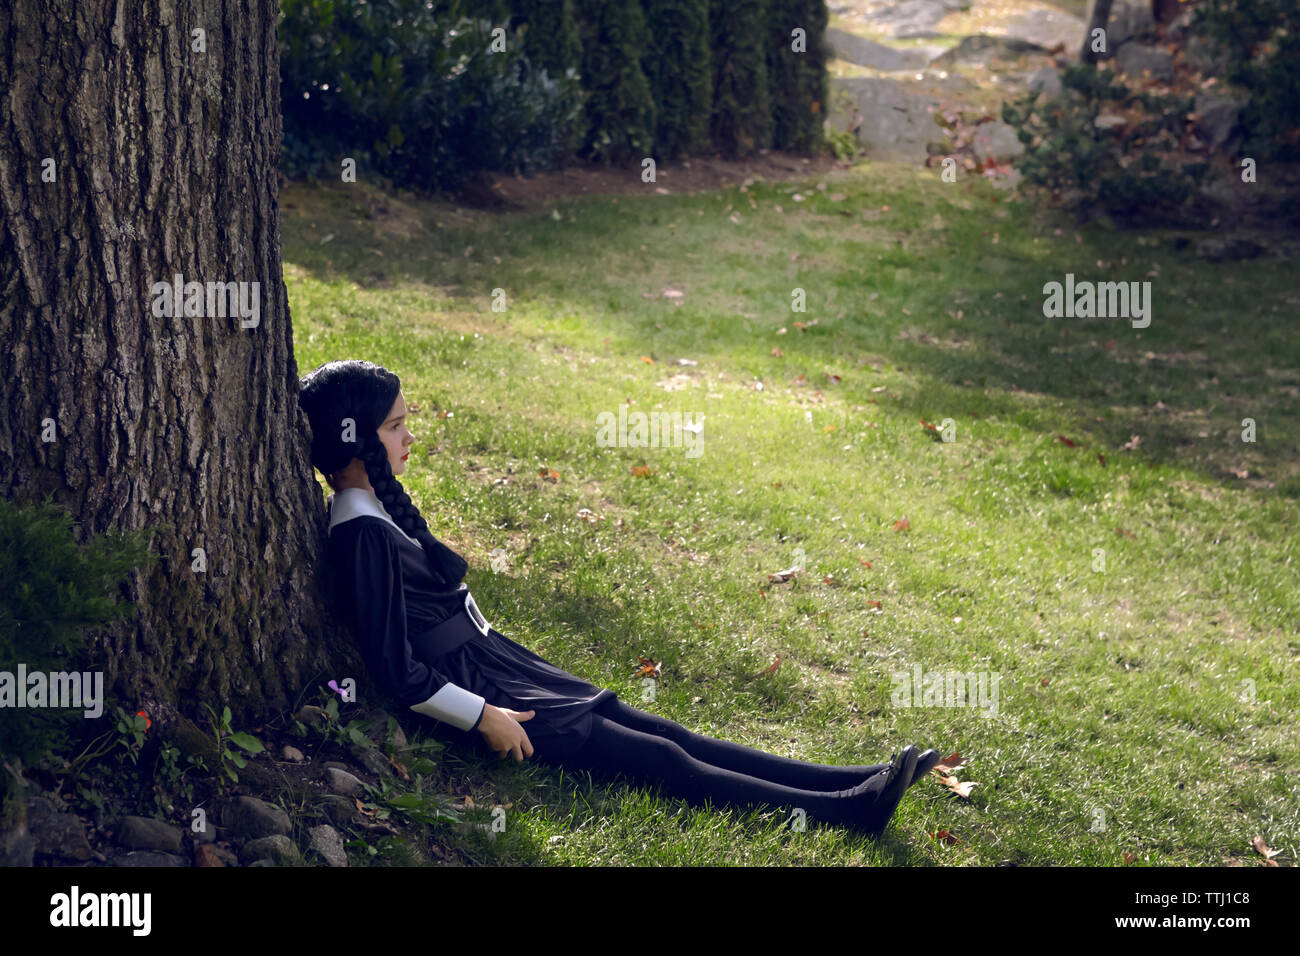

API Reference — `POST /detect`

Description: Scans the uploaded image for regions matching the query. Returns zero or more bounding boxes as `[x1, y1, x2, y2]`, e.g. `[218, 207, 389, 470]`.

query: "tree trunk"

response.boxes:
[1081, 0, 1115, 63]
[0, 0, 357, 734]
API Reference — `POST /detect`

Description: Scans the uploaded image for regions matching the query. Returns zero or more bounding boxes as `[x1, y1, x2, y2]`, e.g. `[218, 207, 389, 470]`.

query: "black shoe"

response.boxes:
[909, 749, 941, 788]
[862, 745, 919, 833]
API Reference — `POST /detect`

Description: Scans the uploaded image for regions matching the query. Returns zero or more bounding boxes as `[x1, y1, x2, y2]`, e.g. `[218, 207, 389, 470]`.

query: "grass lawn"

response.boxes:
[283, 159, 1298, 866]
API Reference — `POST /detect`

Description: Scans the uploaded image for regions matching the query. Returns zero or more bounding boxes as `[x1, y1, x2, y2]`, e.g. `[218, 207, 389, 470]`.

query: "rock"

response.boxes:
[192, 813, 220, 843]
[1028, 66, 1063, 101]
[281, 745, 305, 763]
[222, 795, 291, 840]
[858, 0, 972, 40]
[825, 26, 943, 71]
[295, 705, 329, 727]
[933, 34, 1049, 67]
[307, 825, 348, 867]
[1184, 33, 1230, 75]
[1094, 113, 1127, 130]
[1, 790, 34, 867]
[350, 744, 393, 778]
[972, 121, 1025, 163]
[211, 844, 239, 866]
[193, 843, 225, 867]
[106, 850, 187, 867]
[1165, 7, 1196, 43]
[239, 834, 302, 866]
[325, 767, 364, 797]
[1116, 43, 1174, 82]
[26, 797, 93, 862]
[828, 76, 943, 162]
[1005, 7, 1085, 49]
[1098, 0, 1156, 48]
[315, 794, 359, 827]
[363, 709, 407, 751]
[1196, 237, 1264, 262]
[247, 859, 277, 867]
[1194, 94, 1244, 151]
[114, 815, 184, 853]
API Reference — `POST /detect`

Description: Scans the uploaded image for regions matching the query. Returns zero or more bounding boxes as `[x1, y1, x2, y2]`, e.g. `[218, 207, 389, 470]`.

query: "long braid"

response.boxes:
[358, 434, 468, 590]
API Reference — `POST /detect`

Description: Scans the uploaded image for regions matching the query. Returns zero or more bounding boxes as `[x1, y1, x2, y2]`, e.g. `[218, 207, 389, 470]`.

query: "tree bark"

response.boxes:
[0, 0, 357, 733]
[1081, 0, 1115, 63]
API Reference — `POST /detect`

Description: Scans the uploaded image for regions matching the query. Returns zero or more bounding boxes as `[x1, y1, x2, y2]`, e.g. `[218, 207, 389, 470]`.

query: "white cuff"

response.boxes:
[409, 683, 486, 732]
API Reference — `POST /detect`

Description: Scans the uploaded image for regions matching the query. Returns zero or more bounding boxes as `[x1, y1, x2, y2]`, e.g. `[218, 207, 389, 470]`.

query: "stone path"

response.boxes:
[825, 0, 1087, 162]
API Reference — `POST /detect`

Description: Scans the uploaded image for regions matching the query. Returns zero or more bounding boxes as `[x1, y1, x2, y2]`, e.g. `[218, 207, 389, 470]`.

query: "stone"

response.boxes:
[315, 794, 359, 827]
[325, 767, 364, 797]
[239, 834, 302, 866]
[222, 795, 291, 840]
[933, 34, 1049, 67]
[1095, 113, 1127, 130]
[1028, 66, 1063, 101]
[350, 744, 393, 778]
[1116, 43, 1174, 82]
[363, 709, 407, 751]
[857, 0, 972, 40]
[307, 825, 348, 867]
[26, 797, 93, 862]
[193, 843, 225, 867]
[295, 705, 329, 727]
[1098, 0, 1156, 48]
[972, 121, 1025, 163]
[211, 844, 239, 866]
[825, 26, 943, 71]
[114, 815, 184, 853]
[106, 850, 187, 867]
[1194, 94, 1244, 151]
[281, 744, 305, 763]
[828, 76, 942, 162]
[1005, 7, 1085, 49]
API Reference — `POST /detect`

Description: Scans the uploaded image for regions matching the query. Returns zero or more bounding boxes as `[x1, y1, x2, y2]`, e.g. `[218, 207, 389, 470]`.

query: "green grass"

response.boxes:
[283, 161, 1299, 866]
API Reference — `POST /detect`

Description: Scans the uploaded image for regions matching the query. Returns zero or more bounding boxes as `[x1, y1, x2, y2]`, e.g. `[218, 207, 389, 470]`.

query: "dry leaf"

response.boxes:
[640, 355, 655, 364]
[858, 558, 873, 568]
[1251, 835, 1281, 863]
[933, 752, 966, 774]
[576, 507, 603, 524]
[635, 656, 662, 680]
[538, 467, 560, 481]
[893, 518, 910, 532]
[1057, 435, 1078, 448]
[929, 829, 961, 845]
[1122, 434, 1143, 451]
[768, 564, 804, 583]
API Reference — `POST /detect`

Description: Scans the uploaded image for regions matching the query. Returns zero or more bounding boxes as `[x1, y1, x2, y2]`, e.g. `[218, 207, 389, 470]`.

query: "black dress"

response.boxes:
[325, 492, 617, 756]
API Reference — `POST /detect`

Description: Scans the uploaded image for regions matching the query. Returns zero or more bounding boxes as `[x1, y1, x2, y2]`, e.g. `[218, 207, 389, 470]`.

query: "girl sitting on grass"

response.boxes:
[298, 359, 940, 835]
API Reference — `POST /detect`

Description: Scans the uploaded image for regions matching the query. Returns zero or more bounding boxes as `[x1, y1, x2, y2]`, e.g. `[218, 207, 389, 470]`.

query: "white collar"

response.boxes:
[327, 487, 423, 549]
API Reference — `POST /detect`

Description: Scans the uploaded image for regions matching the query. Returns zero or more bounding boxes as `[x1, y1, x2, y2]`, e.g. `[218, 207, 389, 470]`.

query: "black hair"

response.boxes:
[298, 359, 468, 589]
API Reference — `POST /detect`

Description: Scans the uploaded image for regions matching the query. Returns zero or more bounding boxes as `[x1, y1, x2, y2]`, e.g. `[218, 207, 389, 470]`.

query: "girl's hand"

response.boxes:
[477, 704, 535, 761]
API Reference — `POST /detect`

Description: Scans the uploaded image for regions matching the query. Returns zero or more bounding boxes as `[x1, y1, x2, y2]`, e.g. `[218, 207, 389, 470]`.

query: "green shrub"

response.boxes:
[0, 496, 152, 774]
[1192, 0, 1300, 159]
[279, 0, 586, 193]
[1001, 64, 1208, 222]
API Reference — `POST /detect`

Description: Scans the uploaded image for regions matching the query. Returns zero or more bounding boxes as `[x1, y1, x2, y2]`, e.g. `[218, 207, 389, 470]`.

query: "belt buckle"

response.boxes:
[463, 589, 490, 637]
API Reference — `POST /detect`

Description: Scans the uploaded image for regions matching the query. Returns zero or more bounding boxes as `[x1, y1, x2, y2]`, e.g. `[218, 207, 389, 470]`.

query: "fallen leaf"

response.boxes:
[1122, 435, 1143, 451]
[930, 829, 961, 845]
[858, 558, 872, 568]
[934, 753, 966, 774]
[1057, 435, 1078, 448]
[1124, 852, 1137, 865]
[630, 465, 657, 478]
[1040, 677, 1050, 687]
[640, 355, 655, 364]
[576, 507, 603, 524]
[635, 656, 662, 680]
[893, 518, 910, 532]
[768, 564, 804, 583]
[762, 655, 783, 675]
[1097, 453, 1107, 467]
[1251, 835, 1281, 863]
[538, 467, 561, 481]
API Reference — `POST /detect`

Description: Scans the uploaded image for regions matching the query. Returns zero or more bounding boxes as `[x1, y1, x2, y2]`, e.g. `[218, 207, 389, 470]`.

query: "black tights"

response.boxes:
[541, 698, 899, 832]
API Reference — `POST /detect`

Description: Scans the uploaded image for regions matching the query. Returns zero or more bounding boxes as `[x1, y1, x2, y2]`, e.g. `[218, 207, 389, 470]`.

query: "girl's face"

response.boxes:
[378, 392, 415, 477]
